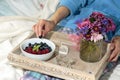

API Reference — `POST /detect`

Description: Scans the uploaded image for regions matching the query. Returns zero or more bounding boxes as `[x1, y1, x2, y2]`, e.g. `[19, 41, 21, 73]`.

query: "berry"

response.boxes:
[37, 50, 42, 54]
[45, 48, 49, 53]
[28, 43, 32, 47]
[24, 47, 32, 53]
[32, 51, 37, 54]
[39, 35, 42, 38]
[48, 47, 52, 52]
[41, 50, 44, 54]
[24, 42, 52, 55]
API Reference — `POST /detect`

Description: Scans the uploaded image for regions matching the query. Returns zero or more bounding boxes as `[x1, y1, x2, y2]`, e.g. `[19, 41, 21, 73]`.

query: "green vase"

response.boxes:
[80, 40, 107, 62]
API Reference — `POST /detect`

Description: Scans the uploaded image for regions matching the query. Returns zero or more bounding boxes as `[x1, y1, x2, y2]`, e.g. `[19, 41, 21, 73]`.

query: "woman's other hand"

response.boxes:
[108, 36, 120, 62]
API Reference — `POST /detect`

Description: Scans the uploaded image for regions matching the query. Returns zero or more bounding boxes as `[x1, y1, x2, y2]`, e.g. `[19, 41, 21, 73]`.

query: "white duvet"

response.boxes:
[0, 0, 59, 80]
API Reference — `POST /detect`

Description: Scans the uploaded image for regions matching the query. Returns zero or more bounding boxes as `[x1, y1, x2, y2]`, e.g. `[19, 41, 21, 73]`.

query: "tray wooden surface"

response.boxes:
[7, 31, 110, 80]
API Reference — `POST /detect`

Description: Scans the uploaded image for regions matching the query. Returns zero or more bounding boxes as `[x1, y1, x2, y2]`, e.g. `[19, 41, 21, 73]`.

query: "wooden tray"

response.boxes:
[7, 31, 110, 80]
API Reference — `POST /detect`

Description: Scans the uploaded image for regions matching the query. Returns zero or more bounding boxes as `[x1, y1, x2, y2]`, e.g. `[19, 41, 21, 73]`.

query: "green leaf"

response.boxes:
[89, 17, 96, 23]
[33, 44, 40, 52]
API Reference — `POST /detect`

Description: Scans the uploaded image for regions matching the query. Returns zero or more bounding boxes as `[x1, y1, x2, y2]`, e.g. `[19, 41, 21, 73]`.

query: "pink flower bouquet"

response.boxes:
[75, 12, 115, 42]
[74, 12, 116, 62]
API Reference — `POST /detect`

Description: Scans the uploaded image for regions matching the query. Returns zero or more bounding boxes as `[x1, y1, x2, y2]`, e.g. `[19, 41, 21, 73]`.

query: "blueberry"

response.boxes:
[33, 43, 37, 46]
[48, 47, 52, 52]
[40, 42, 44, 45]
[39, 47, 44, 50]
[25, 47, 28, 50]
[28, 43, 32, 47]
[39, 35, 42, 38]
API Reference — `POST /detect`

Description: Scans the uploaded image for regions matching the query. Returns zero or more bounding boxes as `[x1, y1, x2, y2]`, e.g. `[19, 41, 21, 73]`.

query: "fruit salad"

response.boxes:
[24, 42, 52, 55]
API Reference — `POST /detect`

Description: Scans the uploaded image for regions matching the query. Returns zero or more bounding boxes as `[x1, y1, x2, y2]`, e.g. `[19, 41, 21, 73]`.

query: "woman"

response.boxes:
[33, 0, 120, 62]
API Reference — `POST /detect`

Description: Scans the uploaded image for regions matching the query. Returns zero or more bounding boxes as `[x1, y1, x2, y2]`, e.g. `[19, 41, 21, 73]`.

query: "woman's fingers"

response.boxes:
[109, 48, 119, 62]
[32, 19, 46, 37]
[112, 54, 119, 62]
[32, 19, 56, 37]
[108, 39, 120, 62]
[108, 43, 115, 61]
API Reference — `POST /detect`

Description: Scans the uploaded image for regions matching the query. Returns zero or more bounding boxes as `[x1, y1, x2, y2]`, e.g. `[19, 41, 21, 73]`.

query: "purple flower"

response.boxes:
[100, 27, 107, 33]
[101, 19, 109, 25]
[80, 26, 89, 34]
[75, 12, 116, 42]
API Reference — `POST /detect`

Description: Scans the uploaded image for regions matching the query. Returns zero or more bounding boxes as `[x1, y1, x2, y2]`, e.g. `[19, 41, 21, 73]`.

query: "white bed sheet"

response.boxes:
[0, 0, 59, 80]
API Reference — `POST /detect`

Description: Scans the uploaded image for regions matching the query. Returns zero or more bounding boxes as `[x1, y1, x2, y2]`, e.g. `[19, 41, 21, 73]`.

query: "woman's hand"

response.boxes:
[33, 6, 70, 37]
[108, 36, 120, 62]
[33, 19, 56, 37]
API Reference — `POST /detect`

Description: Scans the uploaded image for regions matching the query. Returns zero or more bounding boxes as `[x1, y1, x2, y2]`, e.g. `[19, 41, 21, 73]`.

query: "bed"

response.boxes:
[0, 0, 119, 80]
[0, 0, 59, 80]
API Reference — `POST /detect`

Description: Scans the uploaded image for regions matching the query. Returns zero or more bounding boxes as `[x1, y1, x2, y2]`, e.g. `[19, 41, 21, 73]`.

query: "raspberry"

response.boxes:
[38, 50, 42, 54]
[24, 47, 32, 53]
[32, 51, 37, 54]
[45, 48, 49, 53]
[41, 50, 46, 54]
